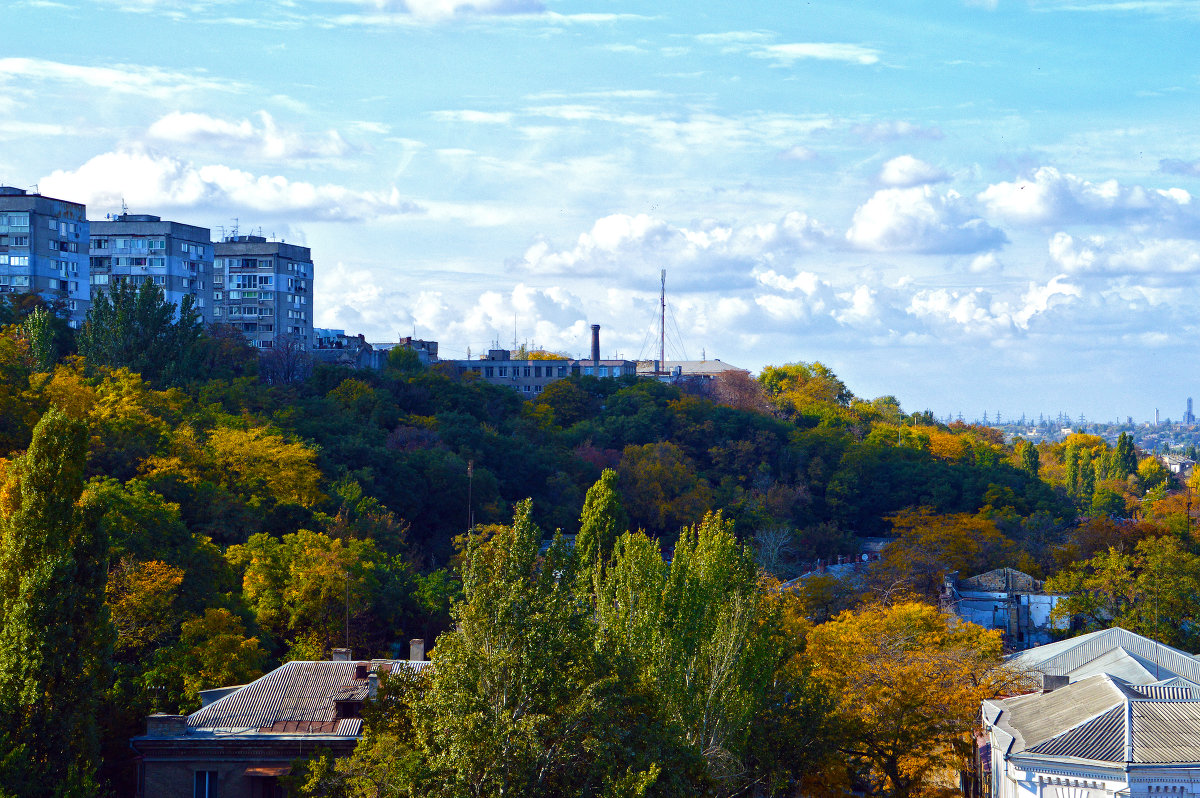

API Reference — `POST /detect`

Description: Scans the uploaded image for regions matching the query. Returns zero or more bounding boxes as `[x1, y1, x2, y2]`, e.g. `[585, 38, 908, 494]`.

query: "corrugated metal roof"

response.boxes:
[189, 660, 427, 733]
[1131, 701, 1200, 763]
[1026, 705, 1126, 762]
[1007, 628, 1200, 685]
[994, 673, 1200, 767]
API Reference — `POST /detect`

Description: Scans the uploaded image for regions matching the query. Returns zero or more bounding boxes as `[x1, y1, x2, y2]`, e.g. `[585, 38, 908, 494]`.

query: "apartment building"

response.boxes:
[88, 214, 214, 324]
[0, 186, 90, 326]
[213, 236, 313, 350]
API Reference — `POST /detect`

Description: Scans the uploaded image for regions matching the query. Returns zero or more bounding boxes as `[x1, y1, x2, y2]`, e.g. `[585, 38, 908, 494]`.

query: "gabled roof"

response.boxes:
[989, 673, 1200, 766]
[957, 567, 1044, 593]
[188, 659, 427, 737]
[1007, 628, 1200, 685]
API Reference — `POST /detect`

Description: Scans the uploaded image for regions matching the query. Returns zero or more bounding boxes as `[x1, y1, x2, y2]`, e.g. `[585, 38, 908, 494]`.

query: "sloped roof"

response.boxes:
[1007, 628, 1200, 685]
[188, 659, 427, 736]
[990, 673, 1200, 766]
[958, 567, 1044, 593]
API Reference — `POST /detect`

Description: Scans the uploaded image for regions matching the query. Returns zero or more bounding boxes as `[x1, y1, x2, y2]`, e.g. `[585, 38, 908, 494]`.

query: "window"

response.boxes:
[48, 218, 57, 231]
[213, 291, 223, 300]
[194, 770, 217, 798]
[533, 366, 542, 377]
[484, 367, 494, 377]
[91, 274, 109, 285]
[9, 256, 28, 267]
[523, 367, 531, 377]
[583, 366, 593, 376]
[535, 385, 542, 393]
[150, 258, 165, 268]
[10, 235, 27, 247]
[69, 281, 78, 292]
[498, 367, 507, 377]
[214, 307, 222, 317]
[149, 239, 165, 250]
[599, 366, 609, 377]
[522, 385, 530, 392]
[557, 366, 566, 377]
[152, 276, 165, 285]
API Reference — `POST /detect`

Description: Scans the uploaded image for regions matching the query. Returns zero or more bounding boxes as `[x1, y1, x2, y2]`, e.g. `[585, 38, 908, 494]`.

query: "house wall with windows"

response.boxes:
[213, 236, 313, 351]
[0, 186, 90, 326]
[89, 214, 214, 324]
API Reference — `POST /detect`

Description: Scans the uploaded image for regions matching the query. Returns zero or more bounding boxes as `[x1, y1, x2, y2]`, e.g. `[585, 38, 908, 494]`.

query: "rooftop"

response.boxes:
[1006, 627, 1200, 685]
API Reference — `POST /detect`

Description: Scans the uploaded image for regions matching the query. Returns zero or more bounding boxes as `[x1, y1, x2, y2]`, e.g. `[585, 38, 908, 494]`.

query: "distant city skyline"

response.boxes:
[5, 1, 1200, 418]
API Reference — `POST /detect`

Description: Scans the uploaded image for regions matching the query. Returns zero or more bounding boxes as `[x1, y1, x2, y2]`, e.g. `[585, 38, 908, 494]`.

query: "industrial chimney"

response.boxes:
[590, 324, 600, 365]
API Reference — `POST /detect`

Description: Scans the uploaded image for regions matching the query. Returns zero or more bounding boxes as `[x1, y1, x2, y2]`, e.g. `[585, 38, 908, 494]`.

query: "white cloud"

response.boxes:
[1048, 232, 1200, 277]
[878, 155, 948, 187]
[517, 211, 833, 287]
[39, 147, 423, 221]
[430, 109, 515, 124]
[846, 186, 1007, 254]
[978, 166, 1198, 233]
[851, 121, 943, 142]
[0, 57, 243, 98]
[749, 42, 881, 66]
[777, 145, 817, 161]
[147, 111, 352, 160]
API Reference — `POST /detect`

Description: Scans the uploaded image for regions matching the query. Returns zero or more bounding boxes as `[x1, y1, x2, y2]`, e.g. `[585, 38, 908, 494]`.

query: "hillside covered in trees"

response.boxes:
[1, 286, 1198, 797]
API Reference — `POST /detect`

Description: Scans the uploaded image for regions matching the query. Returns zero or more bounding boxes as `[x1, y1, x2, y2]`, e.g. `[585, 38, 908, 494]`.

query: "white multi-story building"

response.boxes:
[88, 214, 214, 324]
[213, 236, 313, 350]
[0, 186, 90, 326]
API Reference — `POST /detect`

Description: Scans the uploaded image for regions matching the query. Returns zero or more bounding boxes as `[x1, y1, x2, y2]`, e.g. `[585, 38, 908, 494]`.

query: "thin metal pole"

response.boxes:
[659, 269, 666, 374]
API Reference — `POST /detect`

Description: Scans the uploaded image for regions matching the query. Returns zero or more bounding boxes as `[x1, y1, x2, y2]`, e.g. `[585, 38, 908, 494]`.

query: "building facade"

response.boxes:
[941, 568, 1065, 650]
[213, 236, 313, 350]
[88, 214, 214, 324]
[0, 186, 90, 326]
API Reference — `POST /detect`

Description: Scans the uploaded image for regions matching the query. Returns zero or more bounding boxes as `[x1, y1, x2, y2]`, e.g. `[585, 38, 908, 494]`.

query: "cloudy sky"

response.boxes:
[5, 0, 1200, 422]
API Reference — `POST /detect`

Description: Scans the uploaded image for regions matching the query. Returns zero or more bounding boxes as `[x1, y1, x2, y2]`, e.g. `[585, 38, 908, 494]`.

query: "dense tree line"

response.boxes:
[0, 284, 1195, 796]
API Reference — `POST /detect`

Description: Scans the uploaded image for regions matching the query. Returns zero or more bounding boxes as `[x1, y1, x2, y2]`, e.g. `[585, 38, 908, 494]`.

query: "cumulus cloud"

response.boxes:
[978, 166, 1197, 232]
[1160, 158, 1200, 177]
[147, 111, 352, 160]
[517, 211, 833, 288]
[846, 186, 1007, 254]
[431, 109, 515, 124]
[1048, 232, 1200, 277]
[878, 155, 948, 187]
[777, 145, 817, 161]
[39, 147, 422, 221]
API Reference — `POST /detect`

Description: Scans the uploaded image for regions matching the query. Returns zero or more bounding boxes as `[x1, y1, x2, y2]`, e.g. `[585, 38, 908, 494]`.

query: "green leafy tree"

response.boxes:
[0, 409, 112, 796]
[577, 468, 628, 571]
[1047, 536, 1200, 649]
[595, 512, 773, 785]
[77, 278, 204, 386]
[19, 306, 54, 373]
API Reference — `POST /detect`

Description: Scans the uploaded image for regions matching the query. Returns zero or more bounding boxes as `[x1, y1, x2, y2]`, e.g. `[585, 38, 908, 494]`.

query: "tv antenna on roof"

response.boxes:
[231, 218, 239, 239]
[121, 199, 128, 215]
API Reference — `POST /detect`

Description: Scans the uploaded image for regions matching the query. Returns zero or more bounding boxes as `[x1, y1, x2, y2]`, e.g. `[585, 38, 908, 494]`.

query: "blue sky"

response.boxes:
[4, 0, 1200, 422]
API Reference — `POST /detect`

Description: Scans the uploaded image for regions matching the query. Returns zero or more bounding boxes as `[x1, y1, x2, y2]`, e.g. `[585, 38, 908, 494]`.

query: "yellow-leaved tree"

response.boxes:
[805, 601, 1031, 798]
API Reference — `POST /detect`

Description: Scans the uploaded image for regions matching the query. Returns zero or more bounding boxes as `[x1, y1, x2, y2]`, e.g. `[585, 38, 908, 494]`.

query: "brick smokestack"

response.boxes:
[591, 324, 600, 364]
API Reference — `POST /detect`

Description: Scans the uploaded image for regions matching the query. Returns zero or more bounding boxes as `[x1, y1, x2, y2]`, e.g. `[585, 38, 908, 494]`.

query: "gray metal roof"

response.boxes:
[188, 659, 427, 735]
[991, 673, 1200, 766]
[1007, 628, 1200, 685]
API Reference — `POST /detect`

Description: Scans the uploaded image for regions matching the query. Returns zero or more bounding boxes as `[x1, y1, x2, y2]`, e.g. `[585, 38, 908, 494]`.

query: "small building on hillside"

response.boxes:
[1161, 453, 1195, 479]
[312, 329, 388, 370]
[941, 568, 1065, 650]
[130, 644, 427, 798]
[635, 358, 748, 382]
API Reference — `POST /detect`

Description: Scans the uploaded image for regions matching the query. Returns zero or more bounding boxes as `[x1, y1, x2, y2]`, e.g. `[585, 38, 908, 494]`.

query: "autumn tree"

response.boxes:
[1046, 535, 1200, 649]
[617, 441, 713, 535]
[873, 509, 1017, 599]
[806, 602, 1027, 798]
[0, 409, 112, 796]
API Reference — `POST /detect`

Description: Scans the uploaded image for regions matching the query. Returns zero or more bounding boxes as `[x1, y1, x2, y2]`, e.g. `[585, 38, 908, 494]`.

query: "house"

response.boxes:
[1160, 453, 1195, 479]
[941, 568, 1065, 650]
[977, 629, 1200, 798]
[982, 674, 1200, 798]
[130, 644, 427, 798]
[312, 329, 388, 370]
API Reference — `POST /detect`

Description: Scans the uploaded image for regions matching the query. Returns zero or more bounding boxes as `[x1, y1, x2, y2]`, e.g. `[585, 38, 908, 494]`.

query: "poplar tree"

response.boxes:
[576, 468, 628, 571]
[0, 408, 111, 797]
